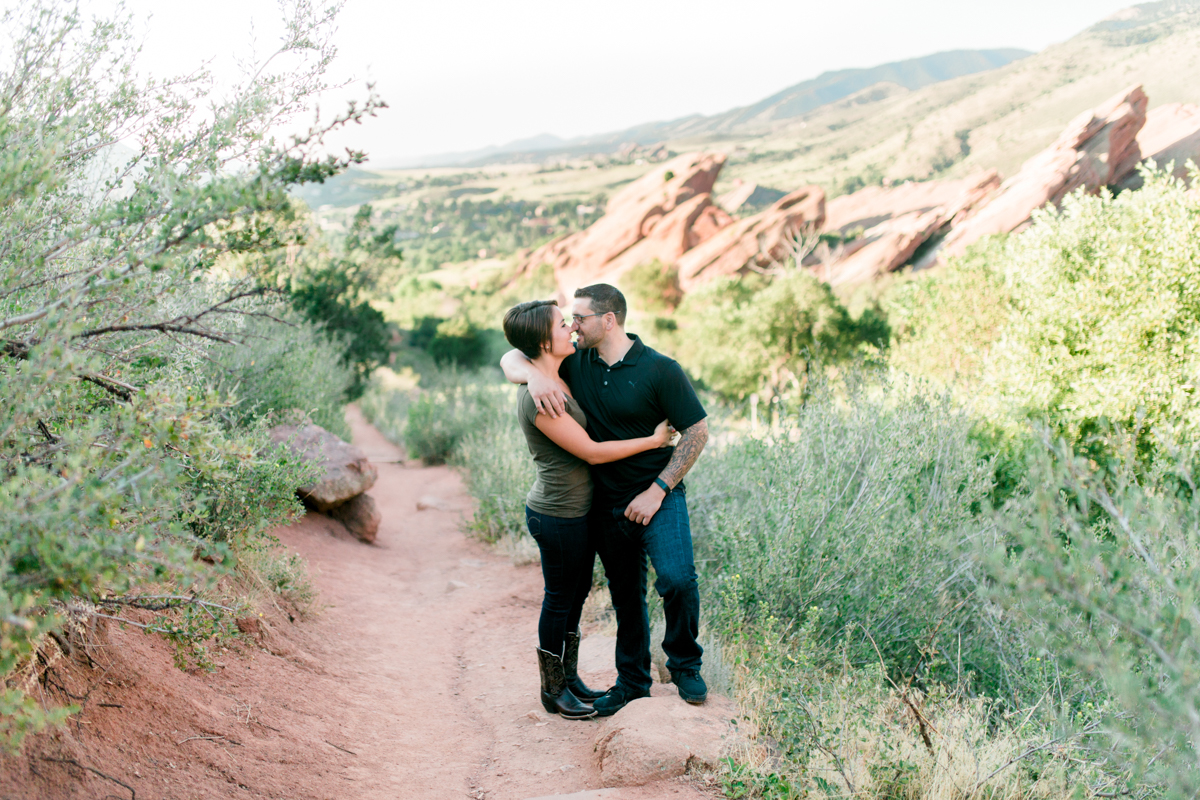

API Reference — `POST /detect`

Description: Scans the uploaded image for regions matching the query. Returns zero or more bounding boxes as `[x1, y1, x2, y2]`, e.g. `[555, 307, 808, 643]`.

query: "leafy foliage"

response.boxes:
[201, 310, 354, 439]
[0, 0, 376, 746]
[665, 271, 889, 398]
[623, 259, 683, 313]
[887, 168, 1200, 463]
[690, 378, 1010, 693]
[883, 235, 1013, 388]
[990, 433, 1200, 797]
[283, 205, 399, 400]
[403, 371, 512, 465]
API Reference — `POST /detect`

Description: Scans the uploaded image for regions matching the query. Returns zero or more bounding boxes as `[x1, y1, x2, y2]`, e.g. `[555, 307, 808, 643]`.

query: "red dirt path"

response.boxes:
[0, 408, 721, 800]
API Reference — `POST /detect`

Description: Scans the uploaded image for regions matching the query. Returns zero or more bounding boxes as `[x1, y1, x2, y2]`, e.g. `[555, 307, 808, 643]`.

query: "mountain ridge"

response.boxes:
[386, 49, 1031, 169]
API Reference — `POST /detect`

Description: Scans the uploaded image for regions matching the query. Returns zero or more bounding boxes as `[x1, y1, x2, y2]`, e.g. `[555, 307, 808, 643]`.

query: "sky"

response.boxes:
[84, 0, 1139, 167]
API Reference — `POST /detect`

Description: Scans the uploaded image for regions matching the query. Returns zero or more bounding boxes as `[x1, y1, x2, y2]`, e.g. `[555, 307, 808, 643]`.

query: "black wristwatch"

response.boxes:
[654, 477, 671, 495]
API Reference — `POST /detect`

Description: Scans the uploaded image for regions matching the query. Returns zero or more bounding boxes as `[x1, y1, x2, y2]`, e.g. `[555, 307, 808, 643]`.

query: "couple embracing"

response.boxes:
[500, 283, 709, 720]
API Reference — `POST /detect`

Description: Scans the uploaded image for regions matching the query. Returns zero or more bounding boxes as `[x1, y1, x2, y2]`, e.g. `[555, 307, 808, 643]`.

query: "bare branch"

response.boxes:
[78, 374, 135, 402]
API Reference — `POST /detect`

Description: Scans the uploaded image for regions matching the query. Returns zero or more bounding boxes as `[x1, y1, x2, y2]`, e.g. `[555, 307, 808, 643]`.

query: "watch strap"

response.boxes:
[654, 477, 671, 494]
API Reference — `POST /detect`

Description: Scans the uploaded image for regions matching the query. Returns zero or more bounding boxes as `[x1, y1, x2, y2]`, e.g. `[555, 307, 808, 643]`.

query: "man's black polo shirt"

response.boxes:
[560, 334, 706, 508]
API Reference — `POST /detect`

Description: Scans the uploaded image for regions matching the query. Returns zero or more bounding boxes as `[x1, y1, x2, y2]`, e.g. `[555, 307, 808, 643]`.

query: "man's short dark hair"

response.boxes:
[574, 283, 627, 326]
[503, 299, 558, 359]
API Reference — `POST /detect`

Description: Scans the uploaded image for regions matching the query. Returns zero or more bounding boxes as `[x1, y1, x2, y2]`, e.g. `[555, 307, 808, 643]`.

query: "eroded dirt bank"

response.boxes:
[0, 408, 720, 800]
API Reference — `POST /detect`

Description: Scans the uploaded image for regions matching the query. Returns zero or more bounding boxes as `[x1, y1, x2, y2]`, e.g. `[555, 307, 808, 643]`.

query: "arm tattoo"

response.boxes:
[659, 418, 708, 489]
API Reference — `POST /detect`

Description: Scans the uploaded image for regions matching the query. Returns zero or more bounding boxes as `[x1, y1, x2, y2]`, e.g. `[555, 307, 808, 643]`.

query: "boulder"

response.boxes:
[1113, 102, 1200, 191]
[676, 186, 825, 290]
[268, 424, 377, 512]
[327, 492, 381, 543]
[516, 152, 729, 297]
[939, 84, 1148, 260]
[593, 695, 739, 787]
[590, 193, 733, 285]
[820, 171, 1001, 286]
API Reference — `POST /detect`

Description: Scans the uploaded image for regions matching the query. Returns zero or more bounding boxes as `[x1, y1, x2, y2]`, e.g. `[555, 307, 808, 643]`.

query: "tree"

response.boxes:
[283, 204, 400, 399]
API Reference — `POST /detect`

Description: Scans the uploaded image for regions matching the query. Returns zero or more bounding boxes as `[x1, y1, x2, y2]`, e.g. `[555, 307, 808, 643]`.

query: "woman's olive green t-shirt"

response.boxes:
[516, 384, 593, 518]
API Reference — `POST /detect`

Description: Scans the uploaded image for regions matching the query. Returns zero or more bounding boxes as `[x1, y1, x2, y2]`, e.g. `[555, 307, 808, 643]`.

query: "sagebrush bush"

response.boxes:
[690, 376, 1016, 694]
[883, 235, 1012, 389]
[202, 309, 354, 440]
[989, 432, 1200, 797]
[0, 0, 372, 746]
[402, 368, 512, 464]
[666, 271, 888, 399]
[364, 366, 533, 547]
[457, 407, 534, 543]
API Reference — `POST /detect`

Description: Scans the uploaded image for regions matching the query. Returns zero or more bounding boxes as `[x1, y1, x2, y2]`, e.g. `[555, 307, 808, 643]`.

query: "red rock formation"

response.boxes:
[595, 193, 733, 284]
[518, 152, 728, 296]
[823, 172, 1000, 235]
[939, 85, 1148, 260]
[716, 180, 757, 212]
[676, 186, 826, 291]
[1114, 102, 1200, 191]
[820, 171, 1000, 286]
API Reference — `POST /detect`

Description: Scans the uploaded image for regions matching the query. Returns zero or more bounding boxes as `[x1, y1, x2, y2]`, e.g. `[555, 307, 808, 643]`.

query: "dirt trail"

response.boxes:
[1, 409, 721, 800]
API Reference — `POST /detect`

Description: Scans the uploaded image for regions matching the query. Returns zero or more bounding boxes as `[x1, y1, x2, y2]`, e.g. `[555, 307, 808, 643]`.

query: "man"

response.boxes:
[500, 283, 709, 716]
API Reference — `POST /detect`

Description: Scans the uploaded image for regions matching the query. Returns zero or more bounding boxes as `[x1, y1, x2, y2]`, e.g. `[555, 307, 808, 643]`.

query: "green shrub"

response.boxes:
[365, 367, 531, 543]
[0, 0, 373, 746]
[886, 166, 1200, 464]
[428, 316, 489, 367]
[690, 376, 1014, 694]
[201, 309, 354, 440]
[278, 204, 404, 401]
[457, 406, 534, 543]
[402, 369, 512, 464]
[623, 259, 683, 313]
[985, 168, 1200, 453]
[990, 432, 1200, 796]
[883, 235, 1012, 388]
[669, 272, 888, 399]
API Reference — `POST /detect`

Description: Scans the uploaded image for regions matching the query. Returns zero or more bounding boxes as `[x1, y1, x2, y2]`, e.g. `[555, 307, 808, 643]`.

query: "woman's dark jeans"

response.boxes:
[525, 506, 595, 656]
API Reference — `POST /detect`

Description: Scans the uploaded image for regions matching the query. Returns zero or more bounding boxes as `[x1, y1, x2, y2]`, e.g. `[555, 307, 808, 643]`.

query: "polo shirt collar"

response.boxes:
[587, 333, 645, 368]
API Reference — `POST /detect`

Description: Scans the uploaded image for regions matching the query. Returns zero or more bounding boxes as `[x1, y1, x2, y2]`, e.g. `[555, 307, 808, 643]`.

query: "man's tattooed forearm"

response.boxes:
[659, 418, 709, 488]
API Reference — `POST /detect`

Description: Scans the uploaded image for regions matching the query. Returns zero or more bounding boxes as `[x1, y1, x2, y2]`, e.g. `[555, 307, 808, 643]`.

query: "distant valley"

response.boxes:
[293, 0, 1200, 290]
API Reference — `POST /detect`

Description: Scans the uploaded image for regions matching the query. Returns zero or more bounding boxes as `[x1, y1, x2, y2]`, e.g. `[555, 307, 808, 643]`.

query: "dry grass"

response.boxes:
[724, 660, 1102, 800]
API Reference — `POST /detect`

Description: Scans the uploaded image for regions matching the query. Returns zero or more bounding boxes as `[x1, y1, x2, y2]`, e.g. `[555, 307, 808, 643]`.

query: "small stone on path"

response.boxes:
[417, 495, 453, 511]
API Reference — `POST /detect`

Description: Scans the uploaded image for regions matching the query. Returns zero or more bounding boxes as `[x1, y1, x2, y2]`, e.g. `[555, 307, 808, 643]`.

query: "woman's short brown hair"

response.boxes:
[503, 299, 558, 359]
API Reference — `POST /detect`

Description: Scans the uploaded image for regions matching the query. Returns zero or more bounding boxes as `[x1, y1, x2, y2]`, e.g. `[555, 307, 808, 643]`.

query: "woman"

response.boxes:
[502, 299, 671, 720]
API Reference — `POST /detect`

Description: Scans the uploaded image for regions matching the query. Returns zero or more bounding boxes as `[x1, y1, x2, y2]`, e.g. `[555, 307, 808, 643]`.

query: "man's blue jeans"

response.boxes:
[593, 488, 702, 694]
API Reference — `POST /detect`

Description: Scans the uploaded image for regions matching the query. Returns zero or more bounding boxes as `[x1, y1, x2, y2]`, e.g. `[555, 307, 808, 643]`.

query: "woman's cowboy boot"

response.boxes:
[564, 630, 604, 701]
[537, 647, 595, 720]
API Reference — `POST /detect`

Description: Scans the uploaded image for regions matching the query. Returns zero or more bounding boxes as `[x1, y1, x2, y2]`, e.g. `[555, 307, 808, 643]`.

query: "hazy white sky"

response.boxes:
[88, 0, 1136, 166]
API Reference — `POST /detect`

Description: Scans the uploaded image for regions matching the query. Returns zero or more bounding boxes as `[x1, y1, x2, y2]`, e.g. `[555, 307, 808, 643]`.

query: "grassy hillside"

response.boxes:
[707, 0, 1200, 193]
